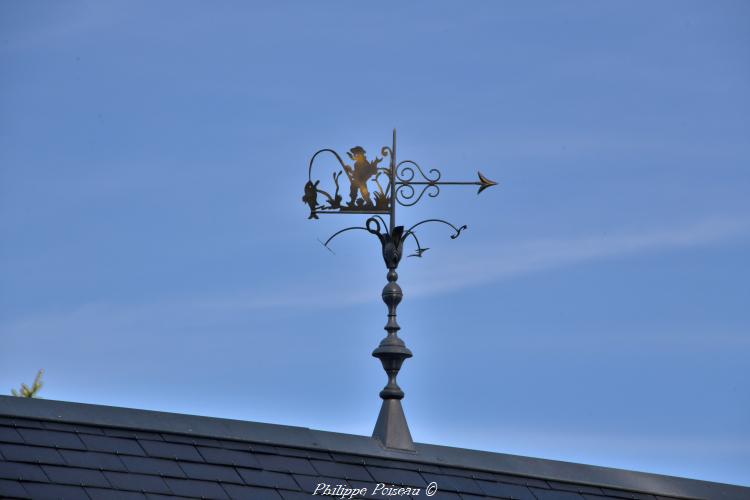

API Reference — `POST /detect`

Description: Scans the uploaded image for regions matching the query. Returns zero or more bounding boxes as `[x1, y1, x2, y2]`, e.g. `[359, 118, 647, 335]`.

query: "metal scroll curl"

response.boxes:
[395, 182, 440, 207]
[396, 160, 441, 183]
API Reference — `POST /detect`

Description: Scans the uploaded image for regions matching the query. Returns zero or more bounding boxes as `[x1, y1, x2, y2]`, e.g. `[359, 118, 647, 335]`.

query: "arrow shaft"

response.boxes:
[396, 181, 481, 186]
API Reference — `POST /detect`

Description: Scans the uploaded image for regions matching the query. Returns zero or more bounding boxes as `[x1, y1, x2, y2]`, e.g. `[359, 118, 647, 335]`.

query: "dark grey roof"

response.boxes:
[0, 396, 746, 500]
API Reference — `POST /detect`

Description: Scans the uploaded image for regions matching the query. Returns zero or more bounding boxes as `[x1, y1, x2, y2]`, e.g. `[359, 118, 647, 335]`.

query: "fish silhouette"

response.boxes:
[302, 180, 320, 219]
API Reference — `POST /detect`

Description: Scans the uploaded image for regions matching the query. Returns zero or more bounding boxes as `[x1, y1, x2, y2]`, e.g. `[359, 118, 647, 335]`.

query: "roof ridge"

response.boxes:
[1, 396, 747, 500]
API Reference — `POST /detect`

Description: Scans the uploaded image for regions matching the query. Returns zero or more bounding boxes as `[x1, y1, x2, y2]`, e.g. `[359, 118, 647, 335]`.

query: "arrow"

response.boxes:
[396, 170, 498, 195]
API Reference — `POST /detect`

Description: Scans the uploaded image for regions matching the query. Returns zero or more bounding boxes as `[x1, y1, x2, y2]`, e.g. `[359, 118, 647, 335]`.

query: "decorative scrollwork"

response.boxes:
[395, 182, 440, 207]
[396, 160, 441, 183]
[322, 216, 467, 264]
[322, 225, 370, 248]
[399, 218, 468, 258]
[406, 218, 467, 239]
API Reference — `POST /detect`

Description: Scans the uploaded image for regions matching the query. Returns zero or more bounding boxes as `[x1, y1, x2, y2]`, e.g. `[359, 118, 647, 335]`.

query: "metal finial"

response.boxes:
[304, 130, 498, 451]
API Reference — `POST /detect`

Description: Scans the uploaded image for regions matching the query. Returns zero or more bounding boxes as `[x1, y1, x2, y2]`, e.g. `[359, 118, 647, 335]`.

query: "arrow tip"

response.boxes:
[476, 171, 498, 194]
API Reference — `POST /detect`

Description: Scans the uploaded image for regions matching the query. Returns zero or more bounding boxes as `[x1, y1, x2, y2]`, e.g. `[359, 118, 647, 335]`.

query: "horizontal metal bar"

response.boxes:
[396, 181, 481, 185]
[316, 210, 390, 215]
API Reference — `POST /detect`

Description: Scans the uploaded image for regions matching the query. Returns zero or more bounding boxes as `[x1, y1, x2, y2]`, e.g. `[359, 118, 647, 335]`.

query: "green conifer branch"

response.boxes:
[11, 369, 44, 398]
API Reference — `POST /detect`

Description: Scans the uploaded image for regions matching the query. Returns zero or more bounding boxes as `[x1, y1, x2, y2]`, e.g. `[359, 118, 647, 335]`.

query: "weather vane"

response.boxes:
[303, 129, 497, 451]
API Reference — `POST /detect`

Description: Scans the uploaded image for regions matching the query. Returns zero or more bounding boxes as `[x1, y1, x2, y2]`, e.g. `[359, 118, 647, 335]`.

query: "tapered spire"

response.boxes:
[371, 230, 414, 450]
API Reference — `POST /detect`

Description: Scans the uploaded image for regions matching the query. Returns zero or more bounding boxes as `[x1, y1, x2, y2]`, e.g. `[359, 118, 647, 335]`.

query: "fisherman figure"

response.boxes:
[344, 146, 381, 207]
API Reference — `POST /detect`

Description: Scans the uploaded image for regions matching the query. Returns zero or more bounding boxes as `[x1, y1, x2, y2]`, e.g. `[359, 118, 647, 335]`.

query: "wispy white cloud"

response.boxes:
[404, 217, 749, 299]
[196, 216, 749, 308]
[1, 217, 746, 340]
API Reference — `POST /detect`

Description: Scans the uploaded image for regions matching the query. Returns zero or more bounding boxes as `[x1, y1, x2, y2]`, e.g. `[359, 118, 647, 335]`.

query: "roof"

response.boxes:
[0, 396, 746, 500]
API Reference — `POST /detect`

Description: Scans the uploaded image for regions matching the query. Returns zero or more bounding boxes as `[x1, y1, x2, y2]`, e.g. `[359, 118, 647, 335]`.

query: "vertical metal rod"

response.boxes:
[389, 128, 397, 234]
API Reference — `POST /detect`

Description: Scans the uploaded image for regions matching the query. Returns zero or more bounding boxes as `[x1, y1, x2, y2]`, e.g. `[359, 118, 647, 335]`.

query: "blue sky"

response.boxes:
[1, 0, 749, 487]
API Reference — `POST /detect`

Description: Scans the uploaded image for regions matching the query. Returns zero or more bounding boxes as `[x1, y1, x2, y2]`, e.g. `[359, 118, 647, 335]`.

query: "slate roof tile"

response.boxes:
[476, 479, 537, 500]
[86, 487, 148, 499]
[42, 421, 105, 435]
[177, 461, 243, 483]
[104, 429, 164, 441]
[22, 481, 90, 500]
[197, 445, 261, 468]
[366, 465, 425, 487]
[162, 433, 223, 448]
[0, 426, 25, 444]
[41, 464, 110, 487]
[406, 462, 443, 474]
[490, 472, 549, 489]
[222, 483, 283, 500]
[217, 439, 254, 452]
[279, 490, 316, 500]
[293, 473, 351, 492]
[103, 471, 172, 494]
[422, 490, 461, 499]
[366, 457, 442, 473]
[311, 459, 373, 481]
[438, 465, 481, 477]
[250, 443, 279, 454]
[16, 427, 86, 450]
[0, 461, 49, 482]
[60, 449, 127, 471]
[80, 434, 146, 456]
[0, 478, 28, 498]
[146, 493, 195, 500]
[330, 452, 366, 465]
[464, 470, 498, 481]
[163, 477, 229, 499]
[0, 417, 44, 429]
[0, 443, 66, 465]
[421, 472, 483, 495]
[547, 481, 605, 495]
[138, 439, 203, 462]
[448, 468, 497, 481]
[531, 487, 586, 500]
[274, 445, 331, 461]
[256, 453, 316, 475]
[145, 494, 194, 500]
[237, 467, 300, 490]
[120, 455, 186, 478]
[599, 489, 657, 500]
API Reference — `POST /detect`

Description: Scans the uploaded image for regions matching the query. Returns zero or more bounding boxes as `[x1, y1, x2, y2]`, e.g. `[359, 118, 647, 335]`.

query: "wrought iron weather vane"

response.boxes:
[303, 129, 497, 451]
